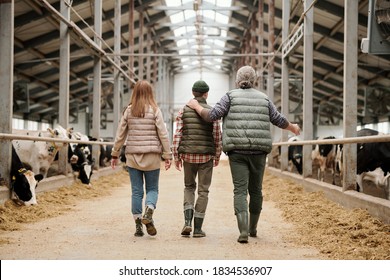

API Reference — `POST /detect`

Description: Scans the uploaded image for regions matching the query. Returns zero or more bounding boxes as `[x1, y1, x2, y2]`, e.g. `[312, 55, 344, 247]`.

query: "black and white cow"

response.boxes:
[11, 145, 43, 205]
[336, 128, 390, 199]
[312, 136, 337, 184]
[287, 136, 303, 174]
[355, 129, 390, 197]
[68, 143, 94, 185]
[12, 125, 70, 178]
[273, 136, 303, 174]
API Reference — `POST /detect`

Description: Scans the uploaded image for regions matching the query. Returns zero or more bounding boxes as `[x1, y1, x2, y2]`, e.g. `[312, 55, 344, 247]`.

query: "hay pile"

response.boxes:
[0, 170, 128, 233]
[263, 171, 390, 260]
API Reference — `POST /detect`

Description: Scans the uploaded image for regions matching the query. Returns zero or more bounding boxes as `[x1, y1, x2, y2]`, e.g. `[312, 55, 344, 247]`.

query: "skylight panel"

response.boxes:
[215, 12, 229, 24]
[179, 49, 189, 55]
[214, 39, 225, 48]
[170, 12, 184, 24]
[174, 26, 186, 36]
[165, 0, 181, 6]
[186, 26, 196, 33]
[204, 0, 216, 5]
[177, 39, 188, 47]
[202, 10, 215, 21]
[184, 10, 196, 20]
[217, 0, 231, 7]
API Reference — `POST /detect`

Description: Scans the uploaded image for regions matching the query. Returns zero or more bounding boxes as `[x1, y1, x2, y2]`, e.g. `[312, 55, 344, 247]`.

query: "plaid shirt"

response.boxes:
[172, 108, 222, 163]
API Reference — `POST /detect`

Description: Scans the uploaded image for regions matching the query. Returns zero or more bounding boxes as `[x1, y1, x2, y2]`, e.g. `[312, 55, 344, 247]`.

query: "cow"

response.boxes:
[65, 130, 95, 185]
[336, 128, 390, 199]
[12, 125, 71, 178]
[271, 136, 303, 174]
[68, 143, 94, 185]
[287, 136, 303, 174]
[311, 136, 337, 184]
[11, 144, 43, 205]
[355, 129, 390, 197]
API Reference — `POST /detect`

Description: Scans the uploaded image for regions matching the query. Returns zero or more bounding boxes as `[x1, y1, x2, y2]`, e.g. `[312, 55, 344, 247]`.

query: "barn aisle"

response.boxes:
[0, 160, 321, 260]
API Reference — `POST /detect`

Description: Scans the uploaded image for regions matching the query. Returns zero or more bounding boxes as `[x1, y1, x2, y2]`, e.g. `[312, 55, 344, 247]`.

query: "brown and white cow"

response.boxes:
[312, 136, 337, 185]
[12, 125, 71, 178]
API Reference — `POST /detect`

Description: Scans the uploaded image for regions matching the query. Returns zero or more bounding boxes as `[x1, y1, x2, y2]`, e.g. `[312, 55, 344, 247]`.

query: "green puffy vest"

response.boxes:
[178, 98, 216, 155]
[222, 88, 272, 154]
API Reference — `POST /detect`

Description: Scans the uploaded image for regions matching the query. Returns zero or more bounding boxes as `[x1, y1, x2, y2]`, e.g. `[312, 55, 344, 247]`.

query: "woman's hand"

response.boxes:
[165, 159, 172, 170]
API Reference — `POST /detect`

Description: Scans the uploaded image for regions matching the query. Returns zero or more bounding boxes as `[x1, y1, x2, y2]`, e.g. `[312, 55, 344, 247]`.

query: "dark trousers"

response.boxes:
[228, 153, 266, 215]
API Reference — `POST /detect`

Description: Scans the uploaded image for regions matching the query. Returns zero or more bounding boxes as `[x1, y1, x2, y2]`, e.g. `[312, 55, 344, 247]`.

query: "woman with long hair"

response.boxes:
[111, 80, 172, 237]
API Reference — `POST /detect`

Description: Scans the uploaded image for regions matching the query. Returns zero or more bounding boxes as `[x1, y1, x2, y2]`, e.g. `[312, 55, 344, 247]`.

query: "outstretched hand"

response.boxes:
[289, 123, 301, 136]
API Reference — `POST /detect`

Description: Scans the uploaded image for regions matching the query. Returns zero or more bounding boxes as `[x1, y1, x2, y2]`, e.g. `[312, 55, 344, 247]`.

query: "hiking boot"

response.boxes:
[134, 218, 144, 237]
[142, 206, 157, 236]
[141, 206, 154, 224]
[145, 222, 157, 236]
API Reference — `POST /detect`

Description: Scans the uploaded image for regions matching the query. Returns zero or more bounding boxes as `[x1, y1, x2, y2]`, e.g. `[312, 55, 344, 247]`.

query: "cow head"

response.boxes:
[12, 168, 44, 206]
[70, 144, 94, 185]
[47, 125, 73, 148]
[78, 161, 94, 185]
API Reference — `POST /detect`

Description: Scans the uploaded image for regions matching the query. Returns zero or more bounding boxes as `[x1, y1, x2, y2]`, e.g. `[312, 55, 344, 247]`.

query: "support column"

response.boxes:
[128, 0, 134, 86]
[92, 0, 102, 168]
[257, 0, 264, 90]
[268, 0, 280, 168]
[342, 0, 358, 191]
[138, 10, 144, 80]
[146, 27, 152, 82]
[302, 0, 314, 178]
[0, 0, 14, 188]
[58, 0, 71, 175]
[113, 0, 122, 134]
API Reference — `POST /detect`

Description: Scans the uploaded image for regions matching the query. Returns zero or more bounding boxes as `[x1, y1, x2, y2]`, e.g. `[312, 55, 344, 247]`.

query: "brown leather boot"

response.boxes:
[142, 206, 157, 236]
[134, 218, 144, 237]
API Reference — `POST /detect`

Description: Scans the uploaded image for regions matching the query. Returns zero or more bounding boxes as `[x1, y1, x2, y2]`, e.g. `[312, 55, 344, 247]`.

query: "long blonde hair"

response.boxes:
[129, 80, 158, 117]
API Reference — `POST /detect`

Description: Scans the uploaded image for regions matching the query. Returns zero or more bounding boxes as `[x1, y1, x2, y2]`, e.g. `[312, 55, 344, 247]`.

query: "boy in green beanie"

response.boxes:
[172, 80, 222, 238]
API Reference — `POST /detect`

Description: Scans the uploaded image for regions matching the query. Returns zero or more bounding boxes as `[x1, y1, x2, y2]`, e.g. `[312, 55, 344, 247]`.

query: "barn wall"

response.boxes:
[172, 71, 230, 114]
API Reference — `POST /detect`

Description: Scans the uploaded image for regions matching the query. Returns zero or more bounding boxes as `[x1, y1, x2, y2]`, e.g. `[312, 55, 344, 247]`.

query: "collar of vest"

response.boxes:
[194, 97, 207, 104]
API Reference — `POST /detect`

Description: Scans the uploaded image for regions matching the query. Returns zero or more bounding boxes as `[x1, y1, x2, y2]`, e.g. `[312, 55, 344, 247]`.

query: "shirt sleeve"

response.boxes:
[268, 100, 289, 129]
[208, 93, 231, 121]
[172, 109, 184, 161]
[213, 119, 222, 160]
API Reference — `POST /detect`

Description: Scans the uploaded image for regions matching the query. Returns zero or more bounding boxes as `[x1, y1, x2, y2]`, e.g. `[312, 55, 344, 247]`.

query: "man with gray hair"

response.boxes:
[187, 65, 300, 243]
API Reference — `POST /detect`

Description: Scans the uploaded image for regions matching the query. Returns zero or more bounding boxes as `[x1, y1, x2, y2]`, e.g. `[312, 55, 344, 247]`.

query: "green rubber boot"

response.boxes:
[236, 211, 248, 243]
[193, 217, 206, 238]
[181, 209, 194, 236]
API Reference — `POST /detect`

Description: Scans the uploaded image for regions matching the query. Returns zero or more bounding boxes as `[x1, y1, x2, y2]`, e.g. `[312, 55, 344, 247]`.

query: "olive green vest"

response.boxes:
[178, 98, 215, 155]
[222, 88, 272, 154]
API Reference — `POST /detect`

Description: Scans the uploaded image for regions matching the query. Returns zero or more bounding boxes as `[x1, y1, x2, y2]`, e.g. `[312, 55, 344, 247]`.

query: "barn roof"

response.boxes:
[10, 0, 390, 125]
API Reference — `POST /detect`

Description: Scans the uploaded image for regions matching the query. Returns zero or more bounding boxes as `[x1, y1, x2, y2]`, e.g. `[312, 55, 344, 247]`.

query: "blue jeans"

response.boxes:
[127, 167, 160, 215]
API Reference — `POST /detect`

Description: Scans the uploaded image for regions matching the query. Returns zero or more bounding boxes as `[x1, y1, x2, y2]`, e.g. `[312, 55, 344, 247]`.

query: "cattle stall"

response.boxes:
[269, 133, 390, 224]
[0, 132, 118, 205]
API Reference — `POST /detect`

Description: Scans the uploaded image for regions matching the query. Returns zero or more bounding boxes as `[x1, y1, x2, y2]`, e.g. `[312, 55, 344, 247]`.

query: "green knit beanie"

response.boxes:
[192, 80, 209, 93]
